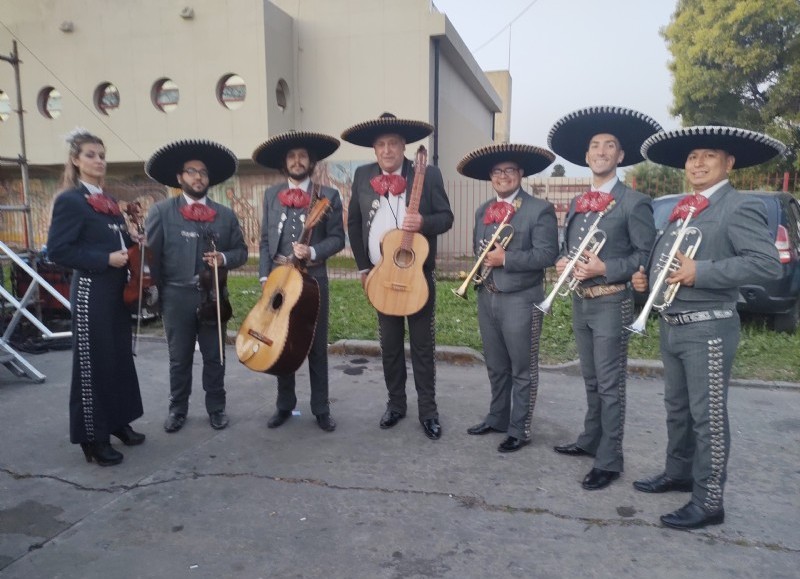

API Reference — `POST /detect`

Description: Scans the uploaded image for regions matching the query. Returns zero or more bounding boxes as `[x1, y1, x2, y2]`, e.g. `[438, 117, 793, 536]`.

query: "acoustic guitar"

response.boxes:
[235, 196, 330, 375]
[364, 145, 429, 316]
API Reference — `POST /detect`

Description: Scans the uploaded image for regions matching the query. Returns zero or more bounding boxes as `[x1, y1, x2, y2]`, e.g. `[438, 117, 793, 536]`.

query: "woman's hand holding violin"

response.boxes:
[109, 249, 129, 268]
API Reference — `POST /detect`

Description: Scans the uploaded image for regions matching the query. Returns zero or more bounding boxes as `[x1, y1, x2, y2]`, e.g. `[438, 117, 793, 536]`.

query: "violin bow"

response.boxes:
[208, 235, 225, 363]
[124, 202, 146, 355]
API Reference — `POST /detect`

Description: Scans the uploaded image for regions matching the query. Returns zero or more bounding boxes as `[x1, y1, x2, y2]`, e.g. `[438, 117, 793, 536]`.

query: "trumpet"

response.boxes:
[452, 214, 514, 300]
[626, 206, 702, 335]
[534, 203, 613, 314]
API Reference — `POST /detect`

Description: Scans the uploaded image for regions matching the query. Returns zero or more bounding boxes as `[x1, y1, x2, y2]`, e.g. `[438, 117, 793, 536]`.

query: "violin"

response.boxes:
[122, 201, 158, 354]
[197, 231, 232, 362]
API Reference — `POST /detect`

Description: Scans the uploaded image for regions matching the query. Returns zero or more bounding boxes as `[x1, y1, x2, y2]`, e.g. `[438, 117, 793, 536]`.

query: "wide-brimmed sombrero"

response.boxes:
[641, 126, 786, 169]
[457, 143, 556, 180]
[145, 139, 238, 187]
[547, 105, 662, 167]
[341, 112, 433, 147]
[252, 130, 340, 169]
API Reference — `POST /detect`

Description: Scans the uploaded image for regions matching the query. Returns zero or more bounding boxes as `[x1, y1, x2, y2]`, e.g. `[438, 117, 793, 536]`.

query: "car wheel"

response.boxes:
[771, 299, 799, 334]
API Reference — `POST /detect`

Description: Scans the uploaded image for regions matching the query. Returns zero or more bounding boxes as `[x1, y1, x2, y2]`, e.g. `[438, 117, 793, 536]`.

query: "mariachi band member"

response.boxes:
[145, 140, 248, 433]
[632, 126, 783, 530]
[252, 130, 345, 432]
[547, 106, 660, 489]
[457, 143, 559, 453]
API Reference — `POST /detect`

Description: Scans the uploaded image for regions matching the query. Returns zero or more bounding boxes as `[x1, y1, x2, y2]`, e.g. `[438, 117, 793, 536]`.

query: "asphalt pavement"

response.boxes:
[0, 338, 798, 579]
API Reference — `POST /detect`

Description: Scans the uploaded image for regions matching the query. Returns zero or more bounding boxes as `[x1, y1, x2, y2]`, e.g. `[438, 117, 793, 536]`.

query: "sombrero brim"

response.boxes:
[457, 144, 556, 180]
[341, 117, 433, 147]
[547, 106, 662, 167]
[252, 131, 340, 169]
[145, 140, 238, 187]
[641, 126, 786, 169]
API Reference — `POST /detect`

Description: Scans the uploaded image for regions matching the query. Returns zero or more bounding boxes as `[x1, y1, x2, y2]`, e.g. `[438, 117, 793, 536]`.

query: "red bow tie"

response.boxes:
[86, 193, 121, 216]
[483, 201, 516, 225]
[575, 190, 614, 214]
[669, 194, 709, 222]
[278, 188, 311, 208]
[179, 202, 217, 223]
[370, 174, 406, 196]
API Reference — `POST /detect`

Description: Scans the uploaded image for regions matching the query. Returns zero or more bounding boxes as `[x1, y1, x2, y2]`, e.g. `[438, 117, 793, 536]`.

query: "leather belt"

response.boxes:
[661, 309, 734, 326]
[576, 283, 627, 299]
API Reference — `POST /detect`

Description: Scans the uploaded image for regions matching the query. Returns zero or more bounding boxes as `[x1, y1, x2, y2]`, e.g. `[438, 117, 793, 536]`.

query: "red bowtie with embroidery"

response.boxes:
[370, 174, 406, 196]
[575, 190, 614, 214]
[179, 203, 217, 222]
[278, 188, 311, 209]
[669, 194, 709, 222]
[86, 193, 121, 216]
[483, 201, 516, 225]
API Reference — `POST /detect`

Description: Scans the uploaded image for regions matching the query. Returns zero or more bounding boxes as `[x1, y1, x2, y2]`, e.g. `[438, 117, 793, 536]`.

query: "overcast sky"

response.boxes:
[433, 0, 681, 176]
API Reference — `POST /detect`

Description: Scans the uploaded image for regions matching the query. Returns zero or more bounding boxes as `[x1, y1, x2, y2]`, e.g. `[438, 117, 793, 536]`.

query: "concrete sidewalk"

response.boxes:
[1, 340, 798, 578]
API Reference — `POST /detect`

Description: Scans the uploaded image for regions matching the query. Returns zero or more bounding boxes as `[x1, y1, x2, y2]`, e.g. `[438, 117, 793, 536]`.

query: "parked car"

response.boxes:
[647, 191, 800, 333]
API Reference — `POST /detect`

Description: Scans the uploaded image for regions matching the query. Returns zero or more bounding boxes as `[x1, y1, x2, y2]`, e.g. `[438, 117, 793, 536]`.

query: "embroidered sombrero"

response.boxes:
[252, 130, 340, 169]
[457, 143, 556, 180]
[145, 139, 238, 187]
[547, 105, 663, 167]
[341, 112, 433, 147]
[641, 126, 786, 169]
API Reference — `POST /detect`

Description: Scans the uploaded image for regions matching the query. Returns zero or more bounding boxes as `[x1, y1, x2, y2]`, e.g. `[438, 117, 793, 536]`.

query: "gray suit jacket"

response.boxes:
[562, 180, 655, 286]
[258, 182, 345, 279]
[474, 190, 559, 295]
[145, 195, 248, 286]
[651, 183, 781, 310]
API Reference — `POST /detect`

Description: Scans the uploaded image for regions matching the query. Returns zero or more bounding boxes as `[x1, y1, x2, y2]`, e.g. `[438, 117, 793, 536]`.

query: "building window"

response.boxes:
[0, 90, 10, 122]
[217, 74, 246, 110]
[37, 86, 62, 119]
[94, 82, 120, 115]
[275, 79, 289, 111]
[151, 78, 179, 113]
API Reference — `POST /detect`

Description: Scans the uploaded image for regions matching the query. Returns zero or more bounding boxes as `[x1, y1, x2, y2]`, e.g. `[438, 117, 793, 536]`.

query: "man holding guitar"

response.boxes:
[252, 130, 345, 433]
[343, 113, 453, 440]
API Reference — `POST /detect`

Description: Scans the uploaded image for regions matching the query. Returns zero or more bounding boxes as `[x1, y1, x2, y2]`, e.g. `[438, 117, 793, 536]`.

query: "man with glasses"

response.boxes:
[457, 144, 559, 453]
[145, 140, 248, 433]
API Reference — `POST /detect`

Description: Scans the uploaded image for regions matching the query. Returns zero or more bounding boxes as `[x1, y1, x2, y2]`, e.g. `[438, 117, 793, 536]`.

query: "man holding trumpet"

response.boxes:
[547, 106, 661, 489]
[457, 144, 558, 453]
[632, 126, 783, 530]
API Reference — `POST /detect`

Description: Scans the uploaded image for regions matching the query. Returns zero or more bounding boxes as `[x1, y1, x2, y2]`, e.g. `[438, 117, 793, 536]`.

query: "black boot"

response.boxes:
[111, 424, 146, 446]
[80, 441, 123, 466]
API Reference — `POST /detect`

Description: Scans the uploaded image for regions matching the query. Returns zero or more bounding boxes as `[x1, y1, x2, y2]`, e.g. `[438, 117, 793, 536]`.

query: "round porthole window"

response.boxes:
[217, 74, 246, 110]
[275, 79, 289, 111]
[151, 78, 179, 113]
[0, 90, 10, 122]
[37, 86, 62, 119]
[94, 82, 120, 115]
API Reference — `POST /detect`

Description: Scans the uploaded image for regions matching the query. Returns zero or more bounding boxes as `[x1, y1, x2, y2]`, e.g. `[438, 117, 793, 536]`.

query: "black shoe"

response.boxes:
[316, 412, 336, 432]
[660, 502, 725, 530]
[379, 409, 405, 429]
[466, 422, 502, 435]
[164, 412, 186, 433]
[80, 441, 123, 466]
[633, 472, 693, 493]
[111, 424, 146, 446]
[582, 468, 620, 490]
[553, 443, 594, 457]
[209, 410, 229, 430]
[422, 418, 442, 440]
[267, 409, 292, 429]
[497, 436, 529, 453]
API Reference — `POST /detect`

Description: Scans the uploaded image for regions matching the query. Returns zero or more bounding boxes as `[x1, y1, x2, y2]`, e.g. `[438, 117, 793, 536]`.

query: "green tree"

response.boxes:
[663, 0, 800, 169]
[550, 163, 565, 177]
[624, 162, 686, 197]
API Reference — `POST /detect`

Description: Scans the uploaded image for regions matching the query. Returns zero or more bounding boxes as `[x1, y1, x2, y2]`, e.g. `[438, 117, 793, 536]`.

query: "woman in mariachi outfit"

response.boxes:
[46, 130, 145, 467]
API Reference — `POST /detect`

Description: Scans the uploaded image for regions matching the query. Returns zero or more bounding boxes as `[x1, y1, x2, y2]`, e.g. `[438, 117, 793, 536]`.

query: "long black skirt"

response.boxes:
[69, 268, 143, 443]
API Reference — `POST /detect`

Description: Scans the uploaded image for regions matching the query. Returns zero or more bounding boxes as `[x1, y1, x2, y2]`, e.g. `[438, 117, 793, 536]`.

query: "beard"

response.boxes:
[181, 182, 208, 200]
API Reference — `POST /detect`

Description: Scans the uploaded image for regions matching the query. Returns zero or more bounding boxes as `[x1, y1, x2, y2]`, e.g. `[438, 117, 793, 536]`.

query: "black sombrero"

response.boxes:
[145, 139, 238, 187]
[457, 143, 556, 180]
[252, 130, 340, 169]
[547, 105, 662, 167]
[641, 126, 786, 169]
[341, 112, 433, 147]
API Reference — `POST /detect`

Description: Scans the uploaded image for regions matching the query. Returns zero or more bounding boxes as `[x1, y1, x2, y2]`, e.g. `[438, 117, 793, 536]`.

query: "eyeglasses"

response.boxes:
[183, 168, 209, 178]
[490, 167, 521, 177]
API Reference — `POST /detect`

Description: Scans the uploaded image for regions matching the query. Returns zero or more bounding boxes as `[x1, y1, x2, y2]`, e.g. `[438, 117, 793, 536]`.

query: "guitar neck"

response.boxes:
[401, 146, 427, 249]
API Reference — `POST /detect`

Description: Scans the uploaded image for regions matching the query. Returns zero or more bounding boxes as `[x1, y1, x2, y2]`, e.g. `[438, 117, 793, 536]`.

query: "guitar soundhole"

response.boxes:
[393, 247, 415, 269]
[271, 292, 284, 310]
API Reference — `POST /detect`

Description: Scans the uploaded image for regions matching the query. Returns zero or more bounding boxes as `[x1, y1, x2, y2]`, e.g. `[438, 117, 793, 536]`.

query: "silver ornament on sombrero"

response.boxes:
[341, 112, 433, 147]
[547, 105, 662, 167]
[252, 130, 340, 169]
[641, 126, 786, 169]
[457, 143, 556, 180]
[145, 139, 238, 187]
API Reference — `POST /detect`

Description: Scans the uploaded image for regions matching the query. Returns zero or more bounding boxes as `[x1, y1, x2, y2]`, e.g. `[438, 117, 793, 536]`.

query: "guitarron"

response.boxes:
[235, 197, 330, 375]
[364, 145, 429, 316]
